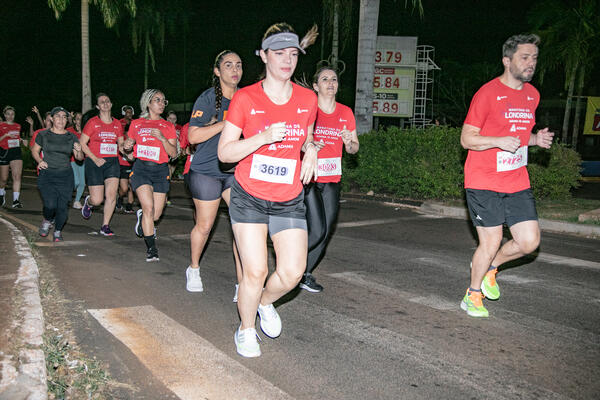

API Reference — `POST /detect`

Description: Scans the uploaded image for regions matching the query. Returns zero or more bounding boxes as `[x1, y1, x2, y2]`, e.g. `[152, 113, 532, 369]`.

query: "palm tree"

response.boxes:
[48, 0, 136, 112]
[321, 0, 353, 73]
[130, 0, 189, 90]
[354, 0, 422, 134]
[529, 0, 600, 146]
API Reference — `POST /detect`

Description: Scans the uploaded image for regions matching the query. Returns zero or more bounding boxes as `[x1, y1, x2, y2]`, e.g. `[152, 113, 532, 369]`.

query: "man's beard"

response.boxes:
[511, 64, 535, 82]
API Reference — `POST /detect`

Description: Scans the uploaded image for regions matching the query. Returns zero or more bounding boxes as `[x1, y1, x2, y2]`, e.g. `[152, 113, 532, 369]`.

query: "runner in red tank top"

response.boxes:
[218, 22, 319, 358]
[123, 89, 177, 262]
[300, 67, 359, 293]
[459, 34, 554, 318]
[66, 111, 86, 209]
[79, 93, 124, 236]
[0, 106, 25, 208]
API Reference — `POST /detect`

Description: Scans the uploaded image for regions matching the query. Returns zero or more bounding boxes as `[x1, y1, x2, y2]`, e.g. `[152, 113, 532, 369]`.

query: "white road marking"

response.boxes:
[337, 217, 416, 229]
[536, 252, 600, 271]
[88, 306, 293, 400]
[498, 274, 539, 284]
[328, 271, 456, 311]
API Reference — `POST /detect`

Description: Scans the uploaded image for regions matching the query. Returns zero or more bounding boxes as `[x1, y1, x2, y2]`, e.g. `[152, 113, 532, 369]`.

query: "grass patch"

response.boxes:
[536, 198, 600, 225]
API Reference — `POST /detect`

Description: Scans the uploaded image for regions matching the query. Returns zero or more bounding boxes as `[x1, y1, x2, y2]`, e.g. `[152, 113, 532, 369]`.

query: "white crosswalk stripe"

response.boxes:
[88, 306, 293, 400]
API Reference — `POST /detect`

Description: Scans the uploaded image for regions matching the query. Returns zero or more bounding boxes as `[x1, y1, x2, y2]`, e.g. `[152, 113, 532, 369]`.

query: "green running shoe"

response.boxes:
[481, 268, 500, 300]
[460, 289, 489, 318]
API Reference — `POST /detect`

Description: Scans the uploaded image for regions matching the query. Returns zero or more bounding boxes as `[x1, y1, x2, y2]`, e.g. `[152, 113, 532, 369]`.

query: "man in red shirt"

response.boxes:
[460, 34, 554, 318]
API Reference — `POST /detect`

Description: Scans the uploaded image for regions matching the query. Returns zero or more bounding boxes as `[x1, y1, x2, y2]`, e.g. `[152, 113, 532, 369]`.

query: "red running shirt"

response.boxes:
[178, 123, 191, 175]
[463, 78, 539, 193]
[66, 127, 82, 162]
[0, 122, 21, 149]
[82, 116, 123, 158]
[30, 129, 45, 174]
[226, 82, 317, 202]
[127, 118, 177, 164]
[313, 103, 356, 183]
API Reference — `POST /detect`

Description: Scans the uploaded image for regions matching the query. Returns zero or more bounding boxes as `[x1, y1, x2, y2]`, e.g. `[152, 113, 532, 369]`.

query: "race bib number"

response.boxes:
[137, 144, 161, 161]
[100, 143, 117, 155]
[317, 157, 342, 177]
[250, 154, 296, 184]
[7, 139, 20, 148]
[497, 146, 528, 172]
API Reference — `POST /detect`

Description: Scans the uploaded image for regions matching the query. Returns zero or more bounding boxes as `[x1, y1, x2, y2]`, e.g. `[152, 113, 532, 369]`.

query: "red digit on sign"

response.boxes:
[374, 76, 381, 88]
[392, 103, 398, 113]
[385, 77, 392, 88]
[373, 101, 379, 113]
[386, 51, 393, 62]
[393, 78, 400, 88]
[383, 102, 390, 113]
[395, 52, 402, 63]
[375, 51, 382, 63]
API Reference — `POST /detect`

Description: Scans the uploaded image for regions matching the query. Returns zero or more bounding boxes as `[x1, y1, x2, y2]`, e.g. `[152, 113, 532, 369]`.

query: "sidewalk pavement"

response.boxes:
[0, 217, 47, 400]
[0, 193, 598, 399]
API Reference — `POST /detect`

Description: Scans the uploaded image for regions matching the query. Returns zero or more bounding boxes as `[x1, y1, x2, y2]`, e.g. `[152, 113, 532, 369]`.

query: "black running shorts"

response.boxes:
[130, 160, 170, 193]
[85, 156, 120, 186]
[466, 188, 538, 228]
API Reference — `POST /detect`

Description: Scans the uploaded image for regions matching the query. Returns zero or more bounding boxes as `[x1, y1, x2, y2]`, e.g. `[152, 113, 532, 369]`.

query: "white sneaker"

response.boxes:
[234, 326, 261, 358]
[257, 303, 282, 338]
[72, 201, 83, 209]
[233, 284, 239, 303]
[186, 266, 203, 292]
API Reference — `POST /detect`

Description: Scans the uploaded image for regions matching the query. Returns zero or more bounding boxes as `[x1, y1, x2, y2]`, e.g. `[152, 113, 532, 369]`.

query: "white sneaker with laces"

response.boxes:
[186, 266, 203, 292]
[72, 201, 83, 209]
[257, 303, 282, 338]
[233, 284, 239, 303]
[234, 326, 261, 358]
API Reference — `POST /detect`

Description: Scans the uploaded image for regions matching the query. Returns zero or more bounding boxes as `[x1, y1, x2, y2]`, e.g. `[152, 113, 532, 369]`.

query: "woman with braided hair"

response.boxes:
[185, 50, 243, 296]
[218, 22, 319, 357]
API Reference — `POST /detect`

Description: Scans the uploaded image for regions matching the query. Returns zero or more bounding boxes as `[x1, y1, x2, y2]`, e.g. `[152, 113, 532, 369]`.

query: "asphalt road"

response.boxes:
[2, 174, 599, 399]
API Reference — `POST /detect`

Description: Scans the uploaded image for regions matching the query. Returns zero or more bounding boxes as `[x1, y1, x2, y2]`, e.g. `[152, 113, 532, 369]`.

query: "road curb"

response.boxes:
[0, 217, 47, 400]
[419, 201, 600, 238]
[341, 193, 600, 239]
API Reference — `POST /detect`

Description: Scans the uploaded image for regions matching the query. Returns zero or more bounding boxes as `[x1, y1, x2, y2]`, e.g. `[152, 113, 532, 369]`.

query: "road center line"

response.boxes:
[88, 306, 293, 400]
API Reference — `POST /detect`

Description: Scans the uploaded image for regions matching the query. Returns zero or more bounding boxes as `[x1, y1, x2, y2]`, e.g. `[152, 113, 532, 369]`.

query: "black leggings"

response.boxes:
[304, 182, 341, 274]
[38, 169, 74, 231]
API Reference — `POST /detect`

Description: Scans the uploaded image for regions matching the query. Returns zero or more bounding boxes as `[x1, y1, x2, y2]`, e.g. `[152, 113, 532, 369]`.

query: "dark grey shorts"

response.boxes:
[466, 188, 538, 228]
[229, 179, 307, 236]
[188, 170, 234, 201]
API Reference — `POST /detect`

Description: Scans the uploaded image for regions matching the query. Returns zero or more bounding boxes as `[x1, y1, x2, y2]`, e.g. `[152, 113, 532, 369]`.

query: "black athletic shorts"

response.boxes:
[119, 164, 133, 179]
[85, 156, 120, 186]
[466, 188, 538, 228]
[188, 170, 234, 201]
[0, 147, 22, 165]
[130, 160, 170, 193]
[229, 178, 307, 235]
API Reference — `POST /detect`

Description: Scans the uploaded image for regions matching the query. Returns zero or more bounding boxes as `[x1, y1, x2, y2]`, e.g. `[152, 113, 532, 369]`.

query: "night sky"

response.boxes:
[1, 0, 594, 130]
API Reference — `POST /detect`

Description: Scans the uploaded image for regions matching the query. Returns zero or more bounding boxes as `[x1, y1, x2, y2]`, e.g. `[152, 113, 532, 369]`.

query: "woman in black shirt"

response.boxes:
[31, 107, 83, 241]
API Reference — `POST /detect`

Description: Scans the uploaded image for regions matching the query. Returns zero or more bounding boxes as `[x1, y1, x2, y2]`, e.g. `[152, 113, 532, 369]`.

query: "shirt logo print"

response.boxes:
[251, 109, 265, 115]
[297, 108, 309, 114]
[496, 96, 507, 101]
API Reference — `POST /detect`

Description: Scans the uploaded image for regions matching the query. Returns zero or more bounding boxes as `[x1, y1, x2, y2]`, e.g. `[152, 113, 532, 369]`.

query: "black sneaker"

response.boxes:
[146, 247, 159, 262]
[124, 203, 134, 214]
[299, 273, 323, 293]
[12, 199, 23, 208]
[115, 197, 123, 212]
